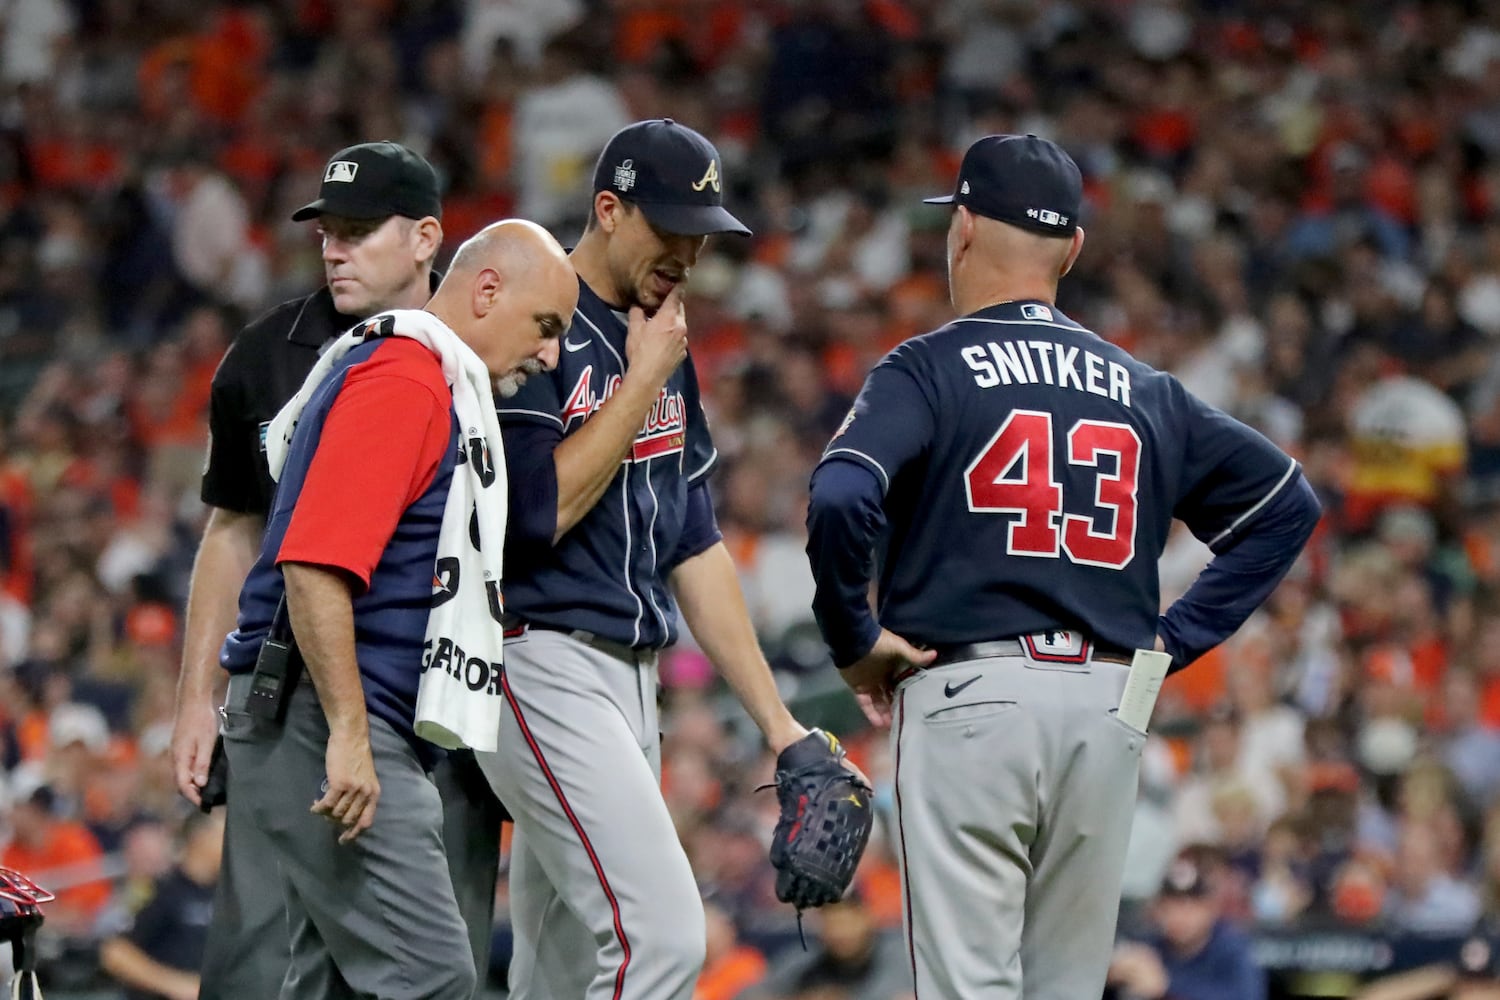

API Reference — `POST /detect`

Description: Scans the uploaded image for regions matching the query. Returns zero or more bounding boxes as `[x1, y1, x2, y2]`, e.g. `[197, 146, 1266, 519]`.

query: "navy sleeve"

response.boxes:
[666, 481, 721, 568]
[806, 459, 887, 668]
[1174, 387, 1302, 551]
[501, 421, 561, 560]
[819, 354, 935, 494]
[1159, 473, 1321, 670]
[806, 354, 935, 667]
[681, 352, 718, 485]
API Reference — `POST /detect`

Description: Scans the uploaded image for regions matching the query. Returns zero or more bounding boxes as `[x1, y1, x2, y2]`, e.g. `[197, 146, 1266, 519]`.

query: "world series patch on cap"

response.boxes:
[924, 133, 1082, 237]
[292, 141, 443, 222]
[592, 119, 752, 237]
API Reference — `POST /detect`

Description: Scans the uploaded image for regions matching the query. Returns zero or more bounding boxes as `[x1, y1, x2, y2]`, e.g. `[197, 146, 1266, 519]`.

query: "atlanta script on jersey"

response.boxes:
[497, 279, 717, 648]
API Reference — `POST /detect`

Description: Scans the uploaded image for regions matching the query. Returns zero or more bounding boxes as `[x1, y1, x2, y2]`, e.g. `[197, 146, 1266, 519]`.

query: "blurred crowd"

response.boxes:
[6, 0, 1500, 996]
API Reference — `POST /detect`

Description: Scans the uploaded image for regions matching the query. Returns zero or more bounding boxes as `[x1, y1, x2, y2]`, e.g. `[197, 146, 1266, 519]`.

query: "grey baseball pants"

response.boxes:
[220, 673, 476, 1000]
[892, 650, 1145, 999]
[202, 712, 499, 999]
[475, 628, 705, 1000]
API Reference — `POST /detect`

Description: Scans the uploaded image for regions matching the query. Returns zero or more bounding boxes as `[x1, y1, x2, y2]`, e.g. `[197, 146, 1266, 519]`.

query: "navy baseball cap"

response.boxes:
[924, 134, 1081, 237]
[292, 141, 443, 222]
[592, 119, 752, 237]
[1159, 858, 1212, 899]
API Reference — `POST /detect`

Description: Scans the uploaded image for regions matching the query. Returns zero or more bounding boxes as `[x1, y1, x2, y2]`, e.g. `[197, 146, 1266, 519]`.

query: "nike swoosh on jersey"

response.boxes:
[563, 338, 592, 352]
[943, 676, 981, 698]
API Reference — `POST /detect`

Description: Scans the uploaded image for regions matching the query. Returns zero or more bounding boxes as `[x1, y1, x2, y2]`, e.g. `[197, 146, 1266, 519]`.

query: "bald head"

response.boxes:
[446, 219, 569, 282]
[946, 206, 1085, 316]
[429, 218, 577, 386]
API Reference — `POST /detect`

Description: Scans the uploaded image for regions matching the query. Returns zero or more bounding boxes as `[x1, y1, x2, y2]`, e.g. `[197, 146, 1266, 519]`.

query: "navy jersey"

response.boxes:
[120, 869, 216, 1000]
[809, 299, 1316, 663]
[498, 278, 718, 648]
[221, 336, 459, 767]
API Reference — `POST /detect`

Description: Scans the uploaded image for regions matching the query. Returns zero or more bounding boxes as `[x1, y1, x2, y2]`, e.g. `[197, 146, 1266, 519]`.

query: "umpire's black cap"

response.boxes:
[924, 133, 1081, 238]
[292, 141, 443, 222]
[592, 119, 752, 237]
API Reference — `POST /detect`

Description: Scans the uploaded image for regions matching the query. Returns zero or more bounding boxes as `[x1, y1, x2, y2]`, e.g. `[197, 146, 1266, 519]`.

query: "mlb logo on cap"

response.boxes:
[292, 141, 444, 222]
[924, 134, 1082, 238]
[325, 161, 359, 183]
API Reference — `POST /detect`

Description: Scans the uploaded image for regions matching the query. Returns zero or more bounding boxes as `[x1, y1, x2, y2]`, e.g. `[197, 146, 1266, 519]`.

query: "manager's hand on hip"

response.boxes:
[315, 729, 380, 844]
[170, 698, 219, 806]
[625, 286, 688, 384]
[839, 629, 936, 728]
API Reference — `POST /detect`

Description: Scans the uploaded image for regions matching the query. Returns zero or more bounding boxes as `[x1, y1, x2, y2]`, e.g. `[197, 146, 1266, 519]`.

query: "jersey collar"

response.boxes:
[576, 276, 631, 338]
[967, 299, 1083, 329]
[291, 270, 443, 347]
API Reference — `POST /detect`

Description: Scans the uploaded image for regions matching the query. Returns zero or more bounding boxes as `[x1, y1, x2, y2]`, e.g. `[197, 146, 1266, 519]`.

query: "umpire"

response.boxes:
[169, 142, 504, 999]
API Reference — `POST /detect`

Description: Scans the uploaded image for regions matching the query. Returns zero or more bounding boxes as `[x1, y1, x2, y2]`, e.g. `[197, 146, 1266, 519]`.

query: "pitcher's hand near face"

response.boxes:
[625, 285, 687, 387]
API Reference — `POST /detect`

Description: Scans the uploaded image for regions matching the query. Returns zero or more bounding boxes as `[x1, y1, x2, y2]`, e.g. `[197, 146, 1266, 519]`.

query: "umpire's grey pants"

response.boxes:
[892, 653, 1144, 1000]
[221, 675, 477, 1000]
[201, 686, 500, 999]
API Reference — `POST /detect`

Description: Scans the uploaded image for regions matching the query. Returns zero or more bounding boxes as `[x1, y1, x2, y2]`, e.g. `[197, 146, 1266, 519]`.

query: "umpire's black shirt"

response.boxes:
[201, 287, 344, 516]
[201, 275, 441, 516]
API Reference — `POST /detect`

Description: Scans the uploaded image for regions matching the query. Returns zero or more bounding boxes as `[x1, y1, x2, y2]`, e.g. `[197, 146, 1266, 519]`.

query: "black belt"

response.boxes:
[503, 618, 658, 666]
[928, 637, 1135, 669]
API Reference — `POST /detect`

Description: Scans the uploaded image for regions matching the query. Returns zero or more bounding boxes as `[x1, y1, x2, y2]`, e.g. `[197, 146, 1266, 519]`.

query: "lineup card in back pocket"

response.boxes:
[1117, 650, 1172, 733]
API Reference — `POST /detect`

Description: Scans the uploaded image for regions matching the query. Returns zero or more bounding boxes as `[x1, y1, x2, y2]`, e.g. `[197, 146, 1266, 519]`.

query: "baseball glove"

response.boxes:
[766, 729, 873, 909]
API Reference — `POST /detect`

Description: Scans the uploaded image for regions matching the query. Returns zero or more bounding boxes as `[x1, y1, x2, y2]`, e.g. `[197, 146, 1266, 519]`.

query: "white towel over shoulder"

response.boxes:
[266, 309, 507, 752]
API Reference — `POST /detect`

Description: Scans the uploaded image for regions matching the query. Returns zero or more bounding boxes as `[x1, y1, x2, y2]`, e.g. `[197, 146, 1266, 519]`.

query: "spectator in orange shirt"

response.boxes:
[695, 897, 766, 1000]
[1, 783, 110, 936]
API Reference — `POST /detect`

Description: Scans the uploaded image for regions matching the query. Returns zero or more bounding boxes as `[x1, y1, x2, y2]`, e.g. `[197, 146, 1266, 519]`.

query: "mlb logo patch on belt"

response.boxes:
[1022, 629, 1091, 664]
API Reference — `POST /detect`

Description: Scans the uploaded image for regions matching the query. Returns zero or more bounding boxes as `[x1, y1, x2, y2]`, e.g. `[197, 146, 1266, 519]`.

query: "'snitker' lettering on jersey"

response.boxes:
[961, 340, 1132, 407]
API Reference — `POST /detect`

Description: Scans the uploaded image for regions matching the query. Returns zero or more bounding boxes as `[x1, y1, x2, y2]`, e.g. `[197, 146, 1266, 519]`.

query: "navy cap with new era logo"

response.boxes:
[292, 141, 443, 223]
[924, 134, 1081, 237]
[593, 119, 751, 237]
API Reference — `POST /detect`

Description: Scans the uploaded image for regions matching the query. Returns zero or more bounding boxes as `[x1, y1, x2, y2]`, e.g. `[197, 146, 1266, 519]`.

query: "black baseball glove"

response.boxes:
[766, 729, 873, 909]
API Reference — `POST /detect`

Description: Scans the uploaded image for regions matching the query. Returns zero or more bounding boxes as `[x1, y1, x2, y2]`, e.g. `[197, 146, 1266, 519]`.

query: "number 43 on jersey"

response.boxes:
[964, 409, 1141, 569]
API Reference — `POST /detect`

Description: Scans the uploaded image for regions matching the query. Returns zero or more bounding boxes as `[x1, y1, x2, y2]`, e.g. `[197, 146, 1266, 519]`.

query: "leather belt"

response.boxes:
[928, 636, 1135, 669]
[504, 619, 658, 667]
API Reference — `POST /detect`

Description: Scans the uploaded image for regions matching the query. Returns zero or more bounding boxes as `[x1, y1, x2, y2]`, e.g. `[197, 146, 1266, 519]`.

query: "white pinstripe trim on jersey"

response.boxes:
[823, 448, 891, 492]
[576, 310, 609, 341]
[686, 446, 718, 484]
[1208, 457, 1299, 549]
[496, 407, 565, 428]
[643, 463, 667, 637]
[592, 321, 648, 646]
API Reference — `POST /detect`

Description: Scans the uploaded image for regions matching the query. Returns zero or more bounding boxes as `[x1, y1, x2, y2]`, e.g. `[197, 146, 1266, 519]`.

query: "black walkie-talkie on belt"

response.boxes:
[247, 593, 303, 722]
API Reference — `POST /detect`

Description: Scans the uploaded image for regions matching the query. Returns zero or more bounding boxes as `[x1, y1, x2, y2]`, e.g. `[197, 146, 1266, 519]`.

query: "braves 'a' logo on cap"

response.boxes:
[325, 160, 359, 183]
[614, 158, 636, 192]
[960, 180, 971, 195]
[691, 160, 721, 193]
